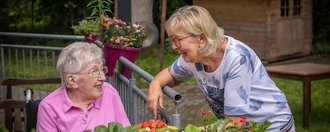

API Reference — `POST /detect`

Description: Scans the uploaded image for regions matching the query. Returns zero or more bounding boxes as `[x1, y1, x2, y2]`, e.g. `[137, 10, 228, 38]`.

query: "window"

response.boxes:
[281, 0, 289, 17]
[293, 0, 301, 16]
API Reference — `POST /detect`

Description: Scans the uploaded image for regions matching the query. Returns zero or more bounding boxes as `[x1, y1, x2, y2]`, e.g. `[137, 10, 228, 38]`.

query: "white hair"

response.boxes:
[56, 42, 103, 85]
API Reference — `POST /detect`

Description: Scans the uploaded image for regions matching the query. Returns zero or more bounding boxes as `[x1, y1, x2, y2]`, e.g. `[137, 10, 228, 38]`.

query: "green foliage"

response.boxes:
[184, 124, 202, 132]
[72, 19, 100, 35]
[99, 17, 146, 48]
[152, 0, 192, 31]
[197, 109, 218, 126]
[248, 121, 271, 132]
[87, 0, 113, 19]
[83, 122, 139, 132]
[312, 42, 330, 55]
[72, 0, 114, 36]
[206, 118, 232, 132]
[313, 0, 330, 43]
[107, 122, 125, 131]
[0, 122, 8, 132]
[182, 118, 270, 132]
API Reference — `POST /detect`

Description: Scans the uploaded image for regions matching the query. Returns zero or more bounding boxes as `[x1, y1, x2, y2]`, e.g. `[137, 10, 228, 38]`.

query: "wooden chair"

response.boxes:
[1, 77, 61, 132]
[0, 99, 26, 132]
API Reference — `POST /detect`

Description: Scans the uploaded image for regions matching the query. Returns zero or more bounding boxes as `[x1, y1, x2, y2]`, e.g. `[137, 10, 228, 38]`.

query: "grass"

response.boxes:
[273, 78, 330, 131]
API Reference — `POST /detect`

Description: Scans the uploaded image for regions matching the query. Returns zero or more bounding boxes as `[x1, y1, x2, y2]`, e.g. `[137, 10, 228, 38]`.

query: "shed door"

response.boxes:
[277, 0, 304, 56]
[277, 18, 304, 56]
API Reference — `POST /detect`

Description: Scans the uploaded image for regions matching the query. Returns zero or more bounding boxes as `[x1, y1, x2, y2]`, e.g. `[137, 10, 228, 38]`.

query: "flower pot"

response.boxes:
[103, 43, 141, 77]
[85, 34, 99, 43]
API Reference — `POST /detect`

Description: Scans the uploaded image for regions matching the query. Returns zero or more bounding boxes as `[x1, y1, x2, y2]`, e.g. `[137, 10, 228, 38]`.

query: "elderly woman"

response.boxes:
[148, 5, 294, 131]
[37, 42, 130, 132]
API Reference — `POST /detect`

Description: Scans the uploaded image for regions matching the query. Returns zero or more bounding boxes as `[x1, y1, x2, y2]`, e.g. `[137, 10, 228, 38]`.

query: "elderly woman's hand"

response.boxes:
[147, 81, 164, 119]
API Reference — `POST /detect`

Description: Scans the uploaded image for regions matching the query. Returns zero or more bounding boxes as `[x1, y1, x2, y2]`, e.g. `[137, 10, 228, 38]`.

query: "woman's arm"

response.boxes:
[148, 67, 179, 118]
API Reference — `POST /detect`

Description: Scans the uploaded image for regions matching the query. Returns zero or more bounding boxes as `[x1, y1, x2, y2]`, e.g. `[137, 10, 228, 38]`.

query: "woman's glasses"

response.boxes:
[170, 35, 193, 48]
[86, 66, 108, 77]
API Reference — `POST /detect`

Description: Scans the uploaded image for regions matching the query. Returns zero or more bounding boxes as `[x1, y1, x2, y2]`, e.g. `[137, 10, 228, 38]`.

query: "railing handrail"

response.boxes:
[118, 56, 183, 103]
[0, 44, 63, 50]
[0, 32, 84, 40]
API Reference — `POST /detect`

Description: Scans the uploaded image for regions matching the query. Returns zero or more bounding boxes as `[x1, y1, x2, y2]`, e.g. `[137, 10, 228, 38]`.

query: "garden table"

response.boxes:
[266, 62, 330, 128]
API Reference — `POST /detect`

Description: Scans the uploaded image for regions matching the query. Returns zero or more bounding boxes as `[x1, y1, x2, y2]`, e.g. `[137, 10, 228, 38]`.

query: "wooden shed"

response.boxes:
[193, 0, 313, 61]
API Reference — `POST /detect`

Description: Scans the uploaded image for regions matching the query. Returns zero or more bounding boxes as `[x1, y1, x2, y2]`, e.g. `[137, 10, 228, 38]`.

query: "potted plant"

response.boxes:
[72, 0, 146, 77]
[72, 0, 113, 42]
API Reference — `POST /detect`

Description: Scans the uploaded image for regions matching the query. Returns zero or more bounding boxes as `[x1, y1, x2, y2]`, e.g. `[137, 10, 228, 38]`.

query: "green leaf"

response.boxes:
[184, 124, 202, 132]
[107, 122, 123, 132]
[225, 126, 240, 132]
[156, 128, 178, 132]
[248, 120, 271, 132]
[121, 126, 140, 132]
[206, 118, 232, 132]
[94, 125, 107, 132]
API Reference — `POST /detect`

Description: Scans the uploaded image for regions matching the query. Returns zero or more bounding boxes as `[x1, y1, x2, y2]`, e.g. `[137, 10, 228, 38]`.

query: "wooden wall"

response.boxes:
[193, 0, 313, 61]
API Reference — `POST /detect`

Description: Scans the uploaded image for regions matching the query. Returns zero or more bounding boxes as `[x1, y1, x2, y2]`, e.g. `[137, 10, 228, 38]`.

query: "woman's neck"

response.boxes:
[201, 37, 227, 72]
[67, 89, 94, 112]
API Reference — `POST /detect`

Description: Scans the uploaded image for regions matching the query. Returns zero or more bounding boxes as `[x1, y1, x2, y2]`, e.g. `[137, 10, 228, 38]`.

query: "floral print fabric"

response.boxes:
[169, 36, 294, 131]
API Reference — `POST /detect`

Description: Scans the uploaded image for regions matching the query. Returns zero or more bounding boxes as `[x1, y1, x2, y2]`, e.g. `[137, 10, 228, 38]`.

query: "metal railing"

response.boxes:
[0, 44, 63, 100]
[112, 56, 182, 126]
[0, 32, 183, 129]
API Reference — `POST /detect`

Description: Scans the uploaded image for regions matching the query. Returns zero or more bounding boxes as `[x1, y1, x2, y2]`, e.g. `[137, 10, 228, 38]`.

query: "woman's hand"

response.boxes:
[147, 68, 177, 118]
[148, 81, 164, 118]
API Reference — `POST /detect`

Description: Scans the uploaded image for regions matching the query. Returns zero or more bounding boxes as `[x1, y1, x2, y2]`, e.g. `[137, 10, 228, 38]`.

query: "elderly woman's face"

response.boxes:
[170, 30, 201, 63]
[76, 59, 106, 99]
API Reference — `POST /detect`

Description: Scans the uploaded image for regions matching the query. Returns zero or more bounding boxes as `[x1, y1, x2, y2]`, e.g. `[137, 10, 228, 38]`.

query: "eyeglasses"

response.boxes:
[170, 35, 193, 48]
[83, 66, 108, 78]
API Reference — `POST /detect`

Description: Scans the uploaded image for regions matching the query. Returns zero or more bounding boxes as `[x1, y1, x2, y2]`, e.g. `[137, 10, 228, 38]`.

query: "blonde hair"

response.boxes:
[56, 42, 103, 85]
[165, 5, 224, 56]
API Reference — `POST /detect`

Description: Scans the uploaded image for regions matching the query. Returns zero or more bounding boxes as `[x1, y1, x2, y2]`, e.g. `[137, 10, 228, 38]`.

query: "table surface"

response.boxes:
[266, 62, 330, 76]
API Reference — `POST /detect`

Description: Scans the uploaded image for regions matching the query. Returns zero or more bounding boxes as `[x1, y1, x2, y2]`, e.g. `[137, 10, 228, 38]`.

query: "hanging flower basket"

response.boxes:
[103, 43, 141, 77]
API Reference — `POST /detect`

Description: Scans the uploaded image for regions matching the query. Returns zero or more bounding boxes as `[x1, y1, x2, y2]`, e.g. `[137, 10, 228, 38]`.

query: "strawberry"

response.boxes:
[142, 122, 149, 128]
[134, 123, 143, 128]
[156, 120, 165, 128]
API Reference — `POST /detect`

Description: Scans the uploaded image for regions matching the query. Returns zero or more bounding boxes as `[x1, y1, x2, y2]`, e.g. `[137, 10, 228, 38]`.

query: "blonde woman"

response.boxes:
[148, 6, 294, 132]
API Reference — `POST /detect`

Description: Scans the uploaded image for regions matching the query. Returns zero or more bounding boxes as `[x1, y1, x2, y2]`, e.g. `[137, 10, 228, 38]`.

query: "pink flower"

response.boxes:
[124, 38, 130, 42]
[133, 23, 140, 28]
[113, 18, 120, 23]
[115, 38, 121, 43]
[102, 22, 110, 29]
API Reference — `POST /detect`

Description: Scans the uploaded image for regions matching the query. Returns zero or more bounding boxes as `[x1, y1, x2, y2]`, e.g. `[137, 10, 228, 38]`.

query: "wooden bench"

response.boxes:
[1, 77, 61, 132]
[266, 63, 330, 128]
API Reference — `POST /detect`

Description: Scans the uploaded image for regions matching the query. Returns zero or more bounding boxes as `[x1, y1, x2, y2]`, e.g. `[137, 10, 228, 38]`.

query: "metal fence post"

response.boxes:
[128, 78, 135, 124]
[171, 102, 181, 129]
